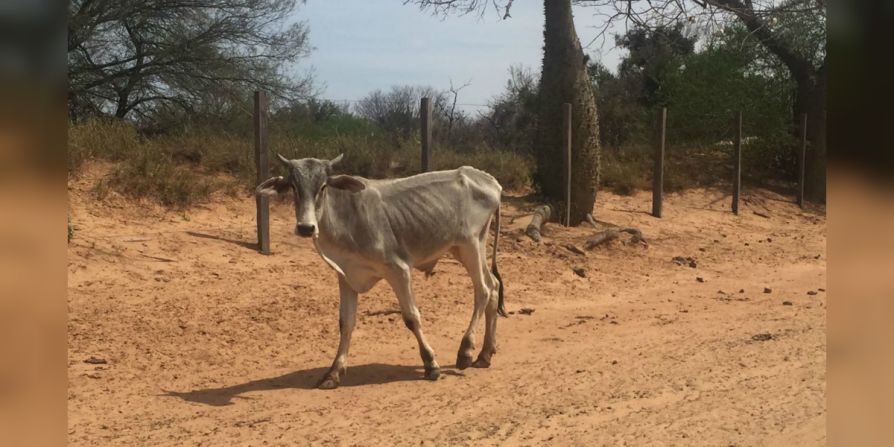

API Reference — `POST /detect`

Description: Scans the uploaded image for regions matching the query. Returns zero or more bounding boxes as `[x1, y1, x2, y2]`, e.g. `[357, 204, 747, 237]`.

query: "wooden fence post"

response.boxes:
[563, 103, 572, 227]
[421, 97, 432, 172]
[652, 107, 667, 218]
[254, 91, 270, 255]
[798, 113, 807, 208]
[732, 111, 743, 215]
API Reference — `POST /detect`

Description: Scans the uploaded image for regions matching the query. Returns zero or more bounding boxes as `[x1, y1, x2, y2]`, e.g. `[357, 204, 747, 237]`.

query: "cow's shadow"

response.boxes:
[162, 363, 452, 406]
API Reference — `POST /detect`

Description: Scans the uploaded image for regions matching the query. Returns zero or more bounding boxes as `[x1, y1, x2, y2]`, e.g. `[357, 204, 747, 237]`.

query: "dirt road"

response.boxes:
[68, 168, 826, 445]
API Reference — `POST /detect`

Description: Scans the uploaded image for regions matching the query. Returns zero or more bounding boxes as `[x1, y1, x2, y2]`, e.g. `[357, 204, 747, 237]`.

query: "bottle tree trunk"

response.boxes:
[534, 0, 601, 226]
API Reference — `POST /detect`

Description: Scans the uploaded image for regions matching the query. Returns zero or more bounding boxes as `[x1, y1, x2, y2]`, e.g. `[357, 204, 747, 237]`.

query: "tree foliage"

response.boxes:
[68, 0, 315, 122]
[615, 24, 696, 108]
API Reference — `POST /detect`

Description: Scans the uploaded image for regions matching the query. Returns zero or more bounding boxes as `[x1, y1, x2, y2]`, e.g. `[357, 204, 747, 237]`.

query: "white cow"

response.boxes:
[257, 154, 505, 389]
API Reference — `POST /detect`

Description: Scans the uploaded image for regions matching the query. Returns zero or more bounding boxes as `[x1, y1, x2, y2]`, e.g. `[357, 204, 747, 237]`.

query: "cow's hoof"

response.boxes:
[424, 367, 441, 381]
[317, 376, 339, 390]
[471, 357, 491, 368]
[456, 354, 473, 370]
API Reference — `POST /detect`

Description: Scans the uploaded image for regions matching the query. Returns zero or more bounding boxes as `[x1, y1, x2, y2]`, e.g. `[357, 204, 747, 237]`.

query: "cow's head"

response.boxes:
[256, 154, 365, 238]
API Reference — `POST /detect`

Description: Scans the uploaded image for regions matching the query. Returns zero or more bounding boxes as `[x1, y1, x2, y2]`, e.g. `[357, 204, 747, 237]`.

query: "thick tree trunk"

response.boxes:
[794, 66, 827, 203]
[534, 0, 601, 225]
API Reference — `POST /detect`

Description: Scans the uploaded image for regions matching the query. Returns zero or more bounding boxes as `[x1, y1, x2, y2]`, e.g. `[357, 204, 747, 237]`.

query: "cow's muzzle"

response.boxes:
[295, 223, 316, 237]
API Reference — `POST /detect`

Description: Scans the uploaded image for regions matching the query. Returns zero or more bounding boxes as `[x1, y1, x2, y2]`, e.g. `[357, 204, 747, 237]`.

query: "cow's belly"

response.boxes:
[408, 244, 453, 271]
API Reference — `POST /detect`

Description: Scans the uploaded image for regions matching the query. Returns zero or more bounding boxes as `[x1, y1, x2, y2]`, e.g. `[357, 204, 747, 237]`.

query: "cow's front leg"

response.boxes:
[318, 276, 358, 390]
[386, 267, 441, 381]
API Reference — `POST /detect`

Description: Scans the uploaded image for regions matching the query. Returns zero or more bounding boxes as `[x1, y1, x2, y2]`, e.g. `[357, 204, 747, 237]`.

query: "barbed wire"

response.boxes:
[317, 98, 492, 108]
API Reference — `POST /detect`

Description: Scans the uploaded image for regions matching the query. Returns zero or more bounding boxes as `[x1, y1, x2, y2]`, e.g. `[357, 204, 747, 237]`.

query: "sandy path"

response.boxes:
[68, 167, 826, 445]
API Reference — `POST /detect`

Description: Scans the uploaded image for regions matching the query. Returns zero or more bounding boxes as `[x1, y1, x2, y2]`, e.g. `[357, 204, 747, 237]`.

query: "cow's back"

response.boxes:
[374, 167, 501, 262]
[316, 167, 501, 285]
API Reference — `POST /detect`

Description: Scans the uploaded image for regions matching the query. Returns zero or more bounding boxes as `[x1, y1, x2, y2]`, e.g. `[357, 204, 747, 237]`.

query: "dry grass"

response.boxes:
[70, 120, 793, 207]
[69, 120, 533, 207]
[600, 142, 793, 196]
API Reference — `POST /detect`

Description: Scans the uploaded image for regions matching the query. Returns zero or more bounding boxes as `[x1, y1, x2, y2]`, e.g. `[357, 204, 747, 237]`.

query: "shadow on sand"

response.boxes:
[186, 231, 259, 251]
[162, 363, 459, 406]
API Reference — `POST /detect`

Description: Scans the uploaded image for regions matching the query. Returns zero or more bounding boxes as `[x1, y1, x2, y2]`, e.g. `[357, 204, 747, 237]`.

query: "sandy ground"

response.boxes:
[68, 164, 826, 446]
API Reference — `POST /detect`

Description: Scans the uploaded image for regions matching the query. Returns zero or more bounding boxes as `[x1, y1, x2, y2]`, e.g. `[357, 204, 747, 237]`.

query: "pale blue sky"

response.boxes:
[295, 1, 625, 114]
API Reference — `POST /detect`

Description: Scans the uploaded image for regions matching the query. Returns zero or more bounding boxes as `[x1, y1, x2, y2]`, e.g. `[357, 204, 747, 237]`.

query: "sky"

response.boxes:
[295, 1, 626, 114]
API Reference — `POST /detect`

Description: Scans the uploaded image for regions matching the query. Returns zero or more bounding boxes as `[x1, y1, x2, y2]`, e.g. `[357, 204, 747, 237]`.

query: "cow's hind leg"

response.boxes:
[386, 265, 441, 381]
[474, 246, 499, 368]
[318, 276, 358, 389]
[454, 240, 492, 370]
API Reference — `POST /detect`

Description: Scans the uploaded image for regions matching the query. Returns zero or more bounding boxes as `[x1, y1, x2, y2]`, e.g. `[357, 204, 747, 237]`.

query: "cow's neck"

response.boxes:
[315, 188, 358, 248]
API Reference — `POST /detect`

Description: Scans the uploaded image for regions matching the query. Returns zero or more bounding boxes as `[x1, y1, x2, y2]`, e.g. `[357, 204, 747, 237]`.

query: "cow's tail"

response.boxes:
[491, 204, 507, 317]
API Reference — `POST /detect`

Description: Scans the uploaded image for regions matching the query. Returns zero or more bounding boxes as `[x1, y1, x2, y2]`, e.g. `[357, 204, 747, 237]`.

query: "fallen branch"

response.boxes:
[525, 205, 552, 242]
[620, 227, 645, 244]
[564, 244, 586, 256]
[139, 253, 177, 262]
[584, 228, 619, 249]
[584, 227, 646, 250]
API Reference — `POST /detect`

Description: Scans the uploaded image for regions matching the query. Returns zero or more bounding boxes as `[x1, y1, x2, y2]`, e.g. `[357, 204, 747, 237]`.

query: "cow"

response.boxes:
[256, 154, 505, 389]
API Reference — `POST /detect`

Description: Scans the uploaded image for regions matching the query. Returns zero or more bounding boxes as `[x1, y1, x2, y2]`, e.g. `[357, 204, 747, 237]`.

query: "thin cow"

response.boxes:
[257, 154, 505, 389]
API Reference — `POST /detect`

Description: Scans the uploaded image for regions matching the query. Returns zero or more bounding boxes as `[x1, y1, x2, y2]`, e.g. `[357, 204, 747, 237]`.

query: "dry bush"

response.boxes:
[432, 143, 532, 190]
[92, 143, 215, 208]
[601, 144, 735, 195]
[68, 119, 142, 171]
[601, 147, 651, 195]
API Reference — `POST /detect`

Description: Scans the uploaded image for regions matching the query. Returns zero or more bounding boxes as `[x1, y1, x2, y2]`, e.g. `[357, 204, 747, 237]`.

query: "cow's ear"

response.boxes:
[326, 175, 365, 193]
[256, 176, 292, 197]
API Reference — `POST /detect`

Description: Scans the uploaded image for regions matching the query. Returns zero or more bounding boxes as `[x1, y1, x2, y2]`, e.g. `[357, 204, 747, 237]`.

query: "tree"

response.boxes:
[481, 65, 539, 154]
[587, 59, 644, 148]
[615, 24, 696, 108]
[534, 0, 601, 225]
[354, 85, 447, 138]
[408, 0, 602, 225]
[587, 25, 696, 149]
[667, 24, 795, 145]
[577, 0, 827, 201]
[68, 0, 315, 122]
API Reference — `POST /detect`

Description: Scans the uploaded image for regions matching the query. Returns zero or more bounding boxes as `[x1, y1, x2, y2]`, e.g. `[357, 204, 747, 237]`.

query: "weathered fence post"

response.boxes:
[254, 91, 270, 255]
[798, 113, 807, 208]
[420, 97, 432, 172]
[732, 111, 743, 215]
[652, 107, 667, 218]
[563, 103, 572, 227]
